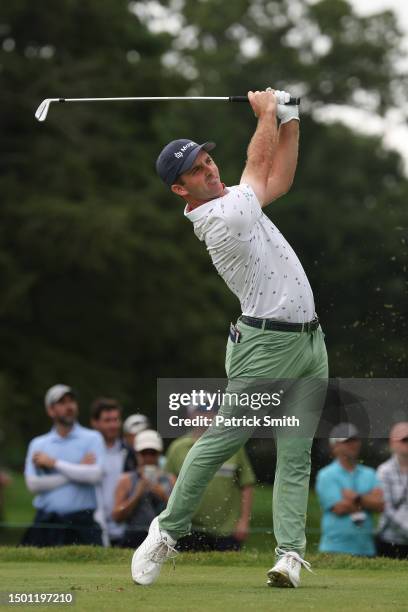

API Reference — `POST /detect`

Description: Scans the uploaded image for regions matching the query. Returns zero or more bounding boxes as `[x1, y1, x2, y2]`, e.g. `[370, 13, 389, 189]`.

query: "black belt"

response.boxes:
[240, 315, 320, 333]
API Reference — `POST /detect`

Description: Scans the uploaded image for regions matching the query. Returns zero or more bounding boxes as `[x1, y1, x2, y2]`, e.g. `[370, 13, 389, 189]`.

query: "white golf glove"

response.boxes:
[273, 89, 300, 124]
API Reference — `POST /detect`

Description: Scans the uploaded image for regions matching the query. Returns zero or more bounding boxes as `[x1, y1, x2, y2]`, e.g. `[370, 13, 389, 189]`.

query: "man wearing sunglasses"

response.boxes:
[376, 422, 408, 559]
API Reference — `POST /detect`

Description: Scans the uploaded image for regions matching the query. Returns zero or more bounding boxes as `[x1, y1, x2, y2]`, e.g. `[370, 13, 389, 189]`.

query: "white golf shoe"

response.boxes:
[267, 547, 312, 588]
[131, 517, 178, 585]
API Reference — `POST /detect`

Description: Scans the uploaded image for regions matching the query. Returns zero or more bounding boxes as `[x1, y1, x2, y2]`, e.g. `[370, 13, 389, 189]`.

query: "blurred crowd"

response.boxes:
[20, 385, 255, 552]
[2, 384, 407, 559]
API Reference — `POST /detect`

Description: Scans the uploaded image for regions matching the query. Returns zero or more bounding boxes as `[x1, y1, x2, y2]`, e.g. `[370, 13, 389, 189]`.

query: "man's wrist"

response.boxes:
[257, 109, 277, 120]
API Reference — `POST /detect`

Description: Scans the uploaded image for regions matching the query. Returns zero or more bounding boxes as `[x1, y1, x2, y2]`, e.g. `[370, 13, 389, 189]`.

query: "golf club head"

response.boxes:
[35, 99, 58, 122]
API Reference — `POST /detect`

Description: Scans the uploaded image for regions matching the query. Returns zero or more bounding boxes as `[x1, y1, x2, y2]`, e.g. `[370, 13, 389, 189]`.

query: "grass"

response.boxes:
[1, 548, 408, 612]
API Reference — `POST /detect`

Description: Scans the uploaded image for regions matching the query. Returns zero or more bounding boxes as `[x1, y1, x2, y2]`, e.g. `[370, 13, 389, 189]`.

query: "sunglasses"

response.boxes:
[139, 449, 159, 455]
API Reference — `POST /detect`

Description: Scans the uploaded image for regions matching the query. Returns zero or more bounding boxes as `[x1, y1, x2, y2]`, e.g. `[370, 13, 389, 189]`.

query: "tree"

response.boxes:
[0, 0, 407, 462]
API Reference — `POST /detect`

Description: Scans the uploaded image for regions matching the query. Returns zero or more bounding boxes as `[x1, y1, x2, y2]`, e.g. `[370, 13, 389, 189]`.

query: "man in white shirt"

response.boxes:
[90, 397, 137, 546]
[132, 89, 328, 588]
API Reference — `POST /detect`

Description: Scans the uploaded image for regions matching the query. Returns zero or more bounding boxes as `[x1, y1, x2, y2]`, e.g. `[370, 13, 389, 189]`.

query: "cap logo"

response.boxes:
[174, 141, 195, 159]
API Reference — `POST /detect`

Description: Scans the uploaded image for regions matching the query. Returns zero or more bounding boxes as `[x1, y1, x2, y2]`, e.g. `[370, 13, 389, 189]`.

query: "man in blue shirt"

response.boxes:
[23, 384, 106, 546]
[316, 423, 384, 556]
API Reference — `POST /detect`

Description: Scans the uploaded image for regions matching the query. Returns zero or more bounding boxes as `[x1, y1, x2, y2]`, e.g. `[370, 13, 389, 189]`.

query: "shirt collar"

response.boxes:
[335, 459, 359, 474]
[50, 422, 81, 439]
[184, 184, 229, 223]
[106, 439, 122, 453]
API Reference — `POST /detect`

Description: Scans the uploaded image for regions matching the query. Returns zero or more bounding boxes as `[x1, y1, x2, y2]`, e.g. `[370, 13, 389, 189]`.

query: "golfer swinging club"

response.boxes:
[132, 88, 328, 588]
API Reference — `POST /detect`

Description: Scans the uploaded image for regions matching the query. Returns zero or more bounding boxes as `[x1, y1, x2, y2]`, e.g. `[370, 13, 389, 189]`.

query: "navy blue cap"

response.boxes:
[156, 139, 216, 186]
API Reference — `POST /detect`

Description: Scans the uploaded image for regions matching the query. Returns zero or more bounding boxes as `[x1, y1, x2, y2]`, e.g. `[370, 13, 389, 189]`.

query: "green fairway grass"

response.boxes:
[1, 548, 407, 612]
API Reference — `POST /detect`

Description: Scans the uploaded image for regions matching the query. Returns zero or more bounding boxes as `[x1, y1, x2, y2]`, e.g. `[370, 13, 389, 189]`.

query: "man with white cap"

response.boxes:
[113, 430, 175, 548]
[23, 384, 105, 546]
[376, 422, 408, 559]
[123, 413, 150, 450]
[316, 423, 384, 556]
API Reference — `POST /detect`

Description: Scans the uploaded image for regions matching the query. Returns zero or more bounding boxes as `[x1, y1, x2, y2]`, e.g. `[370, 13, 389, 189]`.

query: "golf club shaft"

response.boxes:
[55, 95, 300, 104]
[35, 95, 300, 122]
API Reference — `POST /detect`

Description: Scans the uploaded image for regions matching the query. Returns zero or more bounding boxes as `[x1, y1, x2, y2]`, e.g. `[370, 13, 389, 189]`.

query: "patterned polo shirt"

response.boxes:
[184, 183, 315, 322]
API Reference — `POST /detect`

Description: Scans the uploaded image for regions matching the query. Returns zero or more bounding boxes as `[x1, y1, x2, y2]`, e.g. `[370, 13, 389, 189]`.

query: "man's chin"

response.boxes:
[207, 181, 223, 197]
[58, 417, 76, 427]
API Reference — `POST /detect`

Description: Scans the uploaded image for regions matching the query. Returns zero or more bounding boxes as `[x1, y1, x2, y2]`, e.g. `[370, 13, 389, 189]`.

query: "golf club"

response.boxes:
[34, 95, 300, 122]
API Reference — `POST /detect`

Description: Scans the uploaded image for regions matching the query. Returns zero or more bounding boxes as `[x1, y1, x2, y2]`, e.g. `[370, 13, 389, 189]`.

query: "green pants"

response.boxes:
[159, 319, 328, 556]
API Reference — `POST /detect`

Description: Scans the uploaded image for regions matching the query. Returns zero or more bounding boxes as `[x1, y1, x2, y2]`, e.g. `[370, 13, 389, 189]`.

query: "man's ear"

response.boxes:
[171, 183, 188, 197]
[46, 405, 54, 419]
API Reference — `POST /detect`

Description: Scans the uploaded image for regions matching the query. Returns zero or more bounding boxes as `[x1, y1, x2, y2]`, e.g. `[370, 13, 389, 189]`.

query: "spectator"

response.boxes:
[376, 422, 408, 559]
[90, 397, 137, 546]
[122, 413, 149, 450]
[166, 402, 256, 552]
[23, 384, 105, 546]
[113, 430, 174, 548]
[316, 423, 384, 556]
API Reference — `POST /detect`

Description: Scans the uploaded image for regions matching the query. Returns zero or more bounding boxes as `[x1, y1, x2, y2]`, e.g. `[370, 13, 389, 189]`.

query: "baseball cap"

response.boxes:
[134, 429, 163, 453]
[44, 384, 75, 408]
[156, 139, 216, 186]
[390, 422, 408, 441]
[329, 422, 359, 446]
[123, 413, 149, 435]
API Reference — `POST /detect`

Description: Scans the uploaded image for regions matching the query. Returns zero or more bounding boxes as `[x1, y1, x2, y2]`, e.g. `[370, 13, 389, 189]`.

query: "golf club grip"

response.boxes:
[229, 95, 300, 105]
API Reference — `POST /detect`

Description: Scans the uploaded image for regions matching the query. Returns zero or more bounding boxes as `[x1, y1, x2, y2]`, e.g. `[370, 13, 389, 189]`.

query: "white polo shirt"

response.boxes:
[184, 183, 315, 322]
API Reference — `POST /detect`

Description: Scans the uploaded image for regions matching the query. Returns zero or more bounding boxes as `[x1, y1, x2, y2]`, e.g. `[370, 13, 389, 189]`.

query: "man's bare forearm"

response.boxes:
[266, 121, 299, 200]
[245, 113, 278, 178]
[360, 489, 384, 512]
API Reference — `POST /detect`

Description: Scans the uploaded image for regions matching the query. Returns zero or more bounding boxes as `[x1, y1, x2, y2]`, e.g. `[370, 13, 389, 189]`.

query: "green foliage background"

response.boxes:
[0, 0, 407, 464]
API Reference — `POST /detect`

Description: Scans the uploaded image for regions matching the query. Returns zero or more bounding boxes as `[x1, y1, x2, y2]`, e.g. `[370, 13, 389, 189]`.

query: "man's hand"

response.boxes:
[80, 453, 96, 465]
[248, 89, 277, 119]
[32, 451, 56, 469]
[342, 488, 359, 502]
[273, 89, 299, 125]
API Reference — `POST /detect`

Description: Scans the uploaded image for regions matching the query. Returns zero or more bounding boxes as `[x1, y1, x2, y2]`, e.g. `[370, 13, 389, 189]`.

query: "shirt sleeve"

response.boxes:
[236, 448, 256, 488]
[25, 473, 68, 493]
[315, 469, 343, 511]
[222, 184, 262, 241]
[364, 469, 382, 493]
[54, 460, 103, 484]
[24, 440, 37, 478]
[86, 432, 106, 468]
